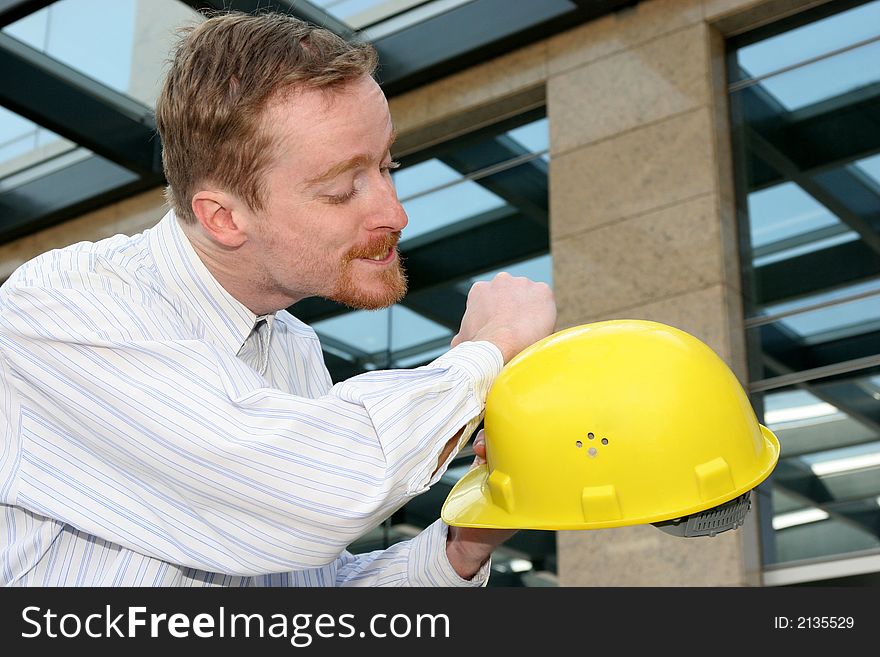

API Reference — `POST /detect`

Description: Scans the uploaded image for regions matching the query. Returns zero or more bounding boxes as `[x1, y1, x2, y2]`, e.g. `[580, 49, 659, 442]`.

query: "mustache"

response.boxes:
[345, 232, 401, 260]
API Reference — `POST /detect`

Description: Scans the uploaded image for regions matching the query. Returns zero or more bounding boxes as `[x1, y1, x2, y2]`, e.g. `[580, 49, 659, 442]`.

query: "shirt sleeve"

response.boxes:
[329, 519, 491, 587]
[0, 272, 504, 577]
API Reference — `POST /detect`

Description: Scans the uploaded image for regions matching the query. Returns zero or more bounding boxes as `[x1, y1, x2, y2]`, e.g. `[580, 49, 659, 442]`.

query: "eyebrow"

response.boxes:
[304, 128, 398, 188]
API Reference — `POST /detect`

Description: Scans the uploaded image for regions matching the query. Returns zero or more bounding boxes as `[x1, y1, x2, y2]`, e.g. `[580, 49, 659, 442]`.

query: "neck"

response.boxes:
[178, 219, 301, 316]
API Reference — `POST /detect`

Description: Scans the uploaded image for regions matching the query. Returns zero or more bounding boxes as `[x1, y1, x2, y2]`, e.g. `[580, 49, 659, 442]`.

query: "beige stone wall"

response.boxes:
[0, 0, 835, 584]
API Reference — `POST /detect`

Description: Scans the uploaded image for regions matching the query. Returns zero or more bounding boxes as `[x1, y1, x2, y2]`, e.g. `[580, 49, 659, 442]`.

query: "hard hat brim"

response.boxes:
[441, 424, 780, 530]
[441, 463, 515, 529]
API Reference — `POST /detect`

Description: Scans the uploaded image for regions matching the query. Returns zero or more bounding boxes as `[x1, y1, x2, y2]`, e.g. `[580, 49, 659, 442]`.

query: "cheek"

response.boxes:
[262, 203, 358, 262]
[294, 233, 350, 279]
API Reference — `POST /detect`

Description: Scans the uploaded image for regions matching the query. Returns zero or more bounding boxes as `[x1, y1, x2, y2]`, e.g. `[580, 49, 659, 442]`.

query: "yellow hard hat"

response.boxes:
[441, 320, 780, 535]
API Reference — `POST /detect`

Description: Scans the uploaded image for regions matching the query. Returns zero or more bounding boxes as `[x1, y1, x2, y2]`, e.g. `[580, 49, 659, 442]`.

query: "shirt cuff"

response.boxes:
[406, 519, 491, 587]
[421, 341, 504, 487]
[429, 341, 504, 404]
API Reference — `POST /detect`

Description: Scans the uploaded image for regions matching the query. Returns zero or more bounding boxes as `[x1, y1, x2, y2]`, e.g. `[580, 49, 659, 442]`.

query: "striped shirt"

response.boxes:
[0, 211, 502, 586]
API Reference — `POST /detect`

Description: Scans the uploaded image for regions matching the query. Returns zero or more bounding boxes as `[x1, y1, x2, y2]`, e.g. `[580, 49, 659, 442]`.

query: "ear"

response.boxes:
[191, 190, 249, 248]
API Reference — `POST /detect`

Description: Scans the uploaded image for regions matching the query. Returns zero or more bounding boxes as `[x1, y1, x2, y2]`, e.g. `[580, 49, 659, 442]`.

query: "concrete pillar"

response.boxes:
[546, 0, 754, 586]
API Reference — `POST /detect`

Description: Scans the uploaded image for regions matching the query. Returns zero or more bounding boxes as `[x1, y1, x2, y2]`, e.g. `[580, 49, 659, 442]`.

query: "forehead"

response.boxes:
[263, 76, 393, 175]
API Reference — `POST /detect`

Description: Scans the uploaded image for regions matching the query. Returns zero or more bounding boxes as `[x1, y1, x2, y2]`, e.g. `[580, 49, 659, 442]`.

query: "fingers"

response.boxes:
[452, 272, 557, 363]
[472, 429, 486, 459]
[470, 429, 486, 470]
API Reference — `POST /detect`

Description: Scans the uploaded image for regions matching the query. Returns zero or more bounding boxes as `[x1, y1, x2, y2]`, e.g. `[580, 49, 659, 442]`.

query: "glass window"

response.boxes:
[3, 0, 137, 94]
[393, 158, 461, 198]
[312, 305, 453, 370]
[311, 0, 475, 32]
[763, 370, 880, 564]
[856, 154, 880, 184]
[400, 171, 508, 243]
[2, 0, 200, 107]
[0, 0, 201, 194]
[746, 280, 880, 382]
[0, 107, 75, 179]
[471, 253, 552, 285]
[506, 118, 550, 161]
[740, 40, 880, 111]
[729, 0, 880, 576]
[734, 1, 880, 82]
[746, 182, 857, 268]
[311, 0, 421, 29]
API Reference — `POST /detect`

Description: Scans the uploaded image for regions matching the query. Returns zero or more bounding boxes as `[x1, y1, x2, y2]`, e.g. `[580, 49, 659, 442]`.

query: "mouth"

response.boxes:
[350, 233, 400, 266]
[359, 247, 396, 265]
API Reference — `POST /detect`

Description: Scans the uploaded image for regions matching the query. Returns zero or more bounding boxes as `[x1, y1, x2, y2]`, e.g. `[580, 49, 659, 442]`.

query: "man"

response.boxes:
[0, 12, 556, 586]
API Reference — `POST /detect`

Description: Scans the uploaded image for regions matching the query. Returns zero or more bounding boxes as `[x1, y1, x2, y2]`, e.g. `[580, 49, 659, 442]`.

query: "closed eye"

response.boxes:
[324, 161, 399, 204]
[325, 188, 359, 204]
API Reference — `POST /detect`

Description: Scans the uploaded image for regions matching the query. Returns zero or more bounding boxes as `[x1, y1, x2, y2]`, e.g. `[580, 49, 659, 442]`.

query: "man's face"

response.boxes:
[246, 75, 408, 310]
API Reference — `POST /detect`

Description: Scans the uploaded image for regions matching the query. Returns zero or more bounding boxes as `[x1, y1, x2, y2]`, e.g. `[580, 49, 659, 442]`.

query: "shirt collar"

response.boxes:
[149, 209, 262, 356]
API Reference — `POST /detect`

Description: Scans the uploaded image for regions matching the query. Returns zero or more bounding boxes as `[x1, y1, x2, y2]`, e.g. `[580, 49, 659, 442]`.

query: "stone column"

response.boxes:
[546, 0, 756, 586]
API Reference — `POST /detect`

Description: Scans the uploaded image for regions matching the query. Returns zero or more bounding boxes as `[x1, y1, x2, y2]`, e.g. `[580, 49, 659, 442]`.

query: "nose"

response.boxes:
[366, 173, 408, 232]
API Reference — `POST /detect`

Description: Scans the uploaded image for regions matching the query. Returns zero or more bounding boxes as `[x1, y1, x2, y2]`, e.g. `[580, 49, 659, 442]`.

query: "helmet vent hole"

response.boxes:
[575, 440, 583, 448]
[601, 438, 609, 445]
[588, 447, 598, 457]
[587, 432, 595, 440]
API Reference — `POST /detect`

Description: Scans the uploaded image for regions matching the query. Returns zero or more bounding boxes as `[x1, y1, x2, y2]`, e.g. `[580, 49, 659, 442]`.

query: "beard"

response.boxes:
[328, 232, 408, 310]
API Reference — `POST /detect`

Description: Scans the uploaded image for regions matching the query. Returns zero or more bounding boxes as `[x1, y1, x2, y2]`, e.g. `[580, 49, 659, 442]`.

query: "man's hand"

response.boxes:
[451, 273, 556, 364]
[445, 430, 517, 580]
